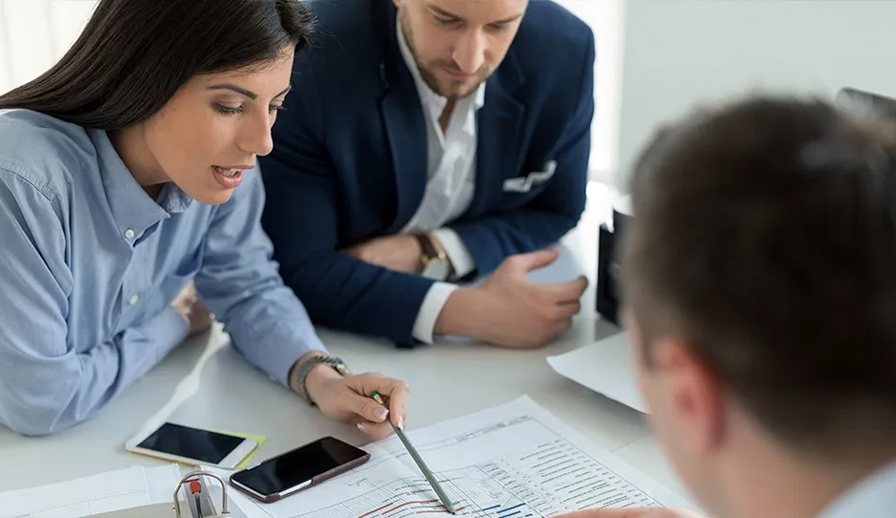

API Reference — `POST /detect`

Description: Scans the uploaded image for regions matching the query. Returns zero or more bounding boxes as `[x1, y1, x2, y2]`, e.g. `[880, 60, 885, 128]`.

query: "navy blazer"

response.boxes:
[260, 0, 595, 346]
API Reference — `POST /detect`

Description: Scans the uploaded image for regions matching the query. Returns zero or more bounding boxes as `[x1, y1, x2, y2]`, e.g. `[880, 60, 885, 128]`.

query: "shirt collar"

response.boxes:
[89, 128, 193, 239]
[395, 13, 486, 119]
[816, 459, 896, 518]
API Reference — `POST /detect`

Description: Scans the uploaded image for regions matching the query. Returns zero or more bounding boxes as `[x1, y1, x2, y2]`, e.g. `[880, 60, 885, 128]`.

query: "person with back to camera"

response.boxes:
[556, 95, 896, 518]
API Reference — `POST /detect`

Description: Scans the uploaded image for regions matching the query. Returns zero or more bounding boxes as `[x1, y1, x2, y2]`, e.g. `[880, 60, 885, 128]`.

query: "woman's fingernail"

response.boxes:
[357, 422, 367, 432]
[397, 417, 405, 430]
[375, 408, 389, 421]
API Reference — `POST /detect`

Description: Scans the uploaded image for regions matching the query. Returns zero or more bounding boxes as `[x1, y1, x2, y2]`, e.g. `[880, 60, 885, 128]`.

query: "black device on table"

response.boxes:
[229, 436, 370, 503]
[595, 87, 896, 326]
[596, 195, 632, 326]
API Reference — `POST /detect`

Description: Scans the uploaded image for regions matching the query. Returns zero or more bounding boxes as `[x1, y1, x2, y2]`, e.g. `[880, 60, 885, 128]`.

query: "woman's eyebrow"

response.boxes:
[207, 84, 292, 100]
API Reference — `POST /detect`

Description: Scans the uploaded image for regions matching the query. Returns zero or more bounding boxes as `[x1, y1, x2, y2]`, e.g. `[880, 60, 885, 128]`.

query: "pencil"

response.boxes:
[371, 391, 457, 514]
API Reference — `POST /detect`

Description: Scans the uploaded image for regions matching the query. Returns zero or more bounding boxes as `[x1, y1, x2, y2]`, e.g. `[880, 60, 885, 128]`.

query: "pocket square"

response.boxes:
[503, 160, 557, 192]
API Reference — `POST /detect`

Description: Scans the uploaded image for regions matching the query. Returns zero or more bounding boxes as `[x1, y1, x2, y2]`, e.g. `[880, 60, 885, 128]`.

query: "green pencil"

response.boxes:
[371, 391, 456, 514]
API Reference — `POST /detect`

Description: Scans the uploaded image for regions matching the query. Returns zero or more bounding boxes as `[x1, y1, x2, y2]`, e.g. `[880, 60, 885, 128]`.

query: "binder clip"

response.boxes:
[173, 470, 230, 517]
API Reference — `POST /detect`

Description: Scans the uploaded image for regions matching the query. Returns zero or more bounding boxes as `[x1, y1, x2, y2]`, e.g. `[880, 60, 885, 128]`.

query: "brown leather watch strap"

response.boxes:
[415, 233, 440, 260]
[415, 233, 454, 278]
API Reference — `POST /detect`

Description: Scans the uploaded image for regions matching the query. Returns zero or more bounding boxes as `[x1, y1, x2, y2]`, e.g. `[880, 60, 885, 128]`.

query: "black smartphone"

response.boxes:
[229, 436, 370, 503]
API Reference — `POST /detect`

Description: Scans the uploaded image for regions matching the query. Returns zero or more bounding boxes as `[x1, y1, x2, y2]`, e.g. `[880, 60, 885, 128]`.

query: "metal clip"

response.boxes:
[172, 470, 230, 517]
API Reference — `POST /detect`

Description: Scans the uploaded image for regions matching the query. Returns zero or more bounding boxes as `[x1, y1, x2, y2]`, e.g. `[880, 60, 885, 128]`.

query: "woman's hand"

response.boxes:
[171, 281, 212, 336]
[304, 363, 411, 439]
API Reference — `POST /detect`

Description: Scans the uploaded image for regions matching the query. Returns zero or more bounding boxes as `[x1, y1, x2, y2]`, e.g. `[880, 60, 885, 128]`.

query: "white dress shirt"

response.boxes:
[816, 459, 896, 517]
[395, 17, 486, 343]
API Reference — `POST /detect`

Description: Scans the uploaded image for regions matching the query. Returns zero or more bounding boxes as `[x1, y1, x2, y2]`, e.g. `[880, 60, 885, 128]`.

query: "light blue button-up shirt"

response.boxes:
[0, 109, 327, 436]
[817, 458, 896, 517]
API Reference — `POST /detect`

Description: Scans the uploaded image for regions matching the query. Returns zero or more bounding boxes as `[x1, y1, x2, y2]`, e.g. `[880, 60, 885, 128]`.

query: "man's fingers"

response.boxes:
[542, 275, 589, 303]
[550, 316, 575, 338]
[504, 248, 560, 273]
[559, 299, 582, 316]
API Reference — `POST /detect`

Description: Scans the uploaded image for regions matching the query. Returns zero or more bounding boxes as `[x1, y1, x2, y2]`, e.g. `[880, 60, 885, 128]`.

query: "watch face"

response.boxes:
[422, 260, 449, 281]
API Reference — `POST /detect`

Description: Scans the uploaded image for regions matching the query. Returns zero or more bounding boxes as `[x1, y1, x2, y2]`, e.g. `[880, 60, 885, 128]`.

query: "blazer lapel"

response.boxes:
[381, 87, 428, 234]
[377, 3, 428, 234]
[469, 49, 526, 217]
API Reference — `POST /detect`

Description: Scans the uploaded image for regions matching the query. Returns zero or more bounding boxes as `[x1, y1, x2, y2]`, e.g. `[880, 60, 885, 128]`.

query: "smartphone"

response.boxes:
[229, 436, 370, 503]
[125, 422, 259, 469]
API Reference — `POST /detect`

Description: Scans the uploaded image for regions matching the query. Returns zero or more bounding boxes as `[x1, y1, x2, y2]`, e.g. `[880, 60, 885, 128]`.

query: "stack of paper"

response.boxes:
[1, 395, 675, 518]
[0, 464, 182, 517]
[547, 332, 648, 413]
[215, 396, 686, 518]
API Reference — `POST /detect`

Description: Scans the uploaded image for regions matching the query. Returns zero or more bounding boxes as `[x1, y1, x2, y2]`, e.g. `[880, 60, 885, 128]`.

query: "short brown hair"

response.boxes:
[622, 96, 896, 456]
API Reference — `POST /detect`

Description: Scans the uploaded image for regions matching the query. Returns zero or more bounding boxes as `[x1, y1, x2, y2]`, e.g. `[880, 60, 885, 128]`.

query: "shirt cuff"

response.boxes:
[411, 282, 459, 344]
[263, 323, 330, 388]
[432, 228, 476, 279]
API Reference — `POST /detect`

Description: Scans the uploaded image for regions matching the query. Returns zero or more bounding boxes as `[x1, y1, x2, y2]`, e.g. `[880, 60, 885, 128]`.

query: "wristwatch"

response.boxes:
[291, 354, 352, 405]
[416, 233, 452, 281]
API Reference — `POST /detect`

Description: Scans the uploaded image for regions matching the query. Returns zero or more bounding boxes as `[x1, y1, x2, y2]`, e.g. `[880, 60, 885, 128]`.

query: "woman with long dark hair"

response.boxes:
[0, 0, 409, 437]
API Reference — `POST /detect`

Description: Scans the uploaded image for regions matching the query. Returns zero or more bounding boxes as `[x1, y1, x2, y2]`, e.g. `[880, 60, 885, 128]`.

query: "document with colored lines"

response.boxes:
[222, 396, 693, 518]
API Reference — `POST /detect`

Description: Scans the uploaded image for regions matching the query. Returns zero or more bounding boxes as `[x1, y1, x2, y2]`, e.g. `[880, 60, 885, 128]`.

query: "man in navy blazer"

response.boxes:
[261, 0, 594, 348]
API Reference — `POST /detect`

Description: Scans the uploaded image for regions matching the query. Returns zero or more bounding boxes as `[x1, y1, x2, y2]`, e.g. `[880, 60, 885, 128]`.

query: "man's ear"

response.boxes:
[652, 337, 726, 455]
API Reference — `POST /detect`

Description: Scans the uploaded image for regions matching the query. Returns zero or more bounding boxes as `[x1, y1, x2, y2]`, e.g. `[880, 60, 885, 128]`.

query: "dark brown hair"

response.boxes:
[0, 0, 314, 130]
[622, 96, 896, 455]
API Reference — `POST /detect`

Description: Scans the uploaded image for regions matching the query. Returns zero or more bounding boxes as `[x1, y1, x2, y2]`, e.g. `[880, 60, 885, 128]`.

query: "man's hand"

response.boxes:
[301, 358, 411, 439]
[554, 508, 706, 518]
[343, 235, 422, 274]
[436, 248, 588, 348]
[171, 281, 213, 337]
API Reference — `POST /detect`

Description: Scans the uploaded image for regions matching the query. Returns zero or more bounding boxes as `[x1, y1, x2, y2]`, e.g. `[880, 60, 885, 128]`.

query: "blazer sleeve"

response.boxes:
[449, 31, 596, 276]
[260, 54, 434, 346]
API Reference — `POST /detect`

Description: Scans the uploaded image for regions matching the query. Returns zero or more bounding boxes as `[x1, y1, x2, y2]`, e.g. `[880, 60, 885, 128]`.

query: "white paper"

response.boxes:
[0, 464, 181, 518]
[222, 396, 689, 518]
[548, 332, 649, 414]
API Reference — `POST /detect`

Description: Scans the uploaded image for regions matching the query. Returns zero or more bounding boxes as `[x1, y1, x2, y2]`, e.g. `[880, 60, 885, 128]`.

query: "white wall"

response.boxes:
[0, 0, 97, 93]
[616, 0, 896, 189]
[553, 0, 626, 182]
[0, 0, 622, 182]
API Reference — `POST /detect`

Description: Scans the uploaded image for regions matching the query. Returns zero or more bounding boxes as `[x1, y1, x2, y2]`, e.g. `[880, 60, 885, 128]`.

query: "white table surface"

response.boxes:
[0, 183, 690, 504]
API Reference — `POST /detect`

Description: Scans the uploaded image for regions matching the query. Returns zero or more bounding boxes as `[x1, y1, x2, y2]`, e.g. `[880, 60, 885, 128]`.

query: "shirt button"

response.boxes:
[124, 228, 135, 240]
[128, 294, 139, 306]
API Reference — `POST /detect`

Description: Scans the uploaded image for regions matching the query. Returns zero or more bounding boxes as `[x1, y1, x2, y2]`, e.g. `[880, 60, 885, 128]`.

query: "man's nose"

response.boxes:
[452, 31, 486, 74]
